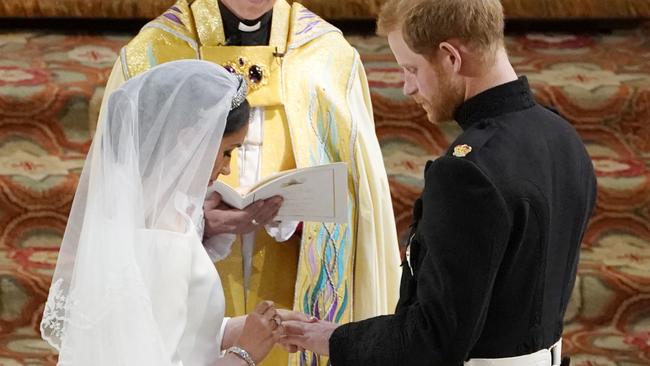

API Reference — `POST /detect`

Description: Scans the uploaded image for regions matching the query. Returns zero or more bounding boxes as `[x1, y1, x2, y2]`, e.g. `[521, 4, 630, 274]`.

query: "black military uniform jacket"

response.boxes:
[329, 77, 597, 365]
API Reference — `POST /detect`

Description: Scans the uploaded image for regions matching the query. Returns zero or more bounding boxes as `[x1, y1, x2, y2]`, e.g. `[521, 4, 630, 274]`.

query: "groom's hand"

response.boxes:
[277, 309, 311, 323]
[275, 310, 312, 353]
[281, 319, 339, 356]
[203, 192, 283, 236]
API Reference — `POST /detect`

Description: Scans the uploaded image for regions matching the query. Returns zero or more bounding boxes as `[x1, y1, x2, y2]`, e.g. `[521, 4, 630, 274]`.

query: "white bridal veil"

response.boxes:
[41, 60, 243, 364]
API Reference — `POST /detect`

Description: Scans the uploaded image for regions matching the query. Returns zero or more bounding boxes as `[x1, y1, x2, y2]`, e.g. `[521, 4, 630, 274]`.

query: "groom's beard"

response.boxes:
[419, 70, 465, 124]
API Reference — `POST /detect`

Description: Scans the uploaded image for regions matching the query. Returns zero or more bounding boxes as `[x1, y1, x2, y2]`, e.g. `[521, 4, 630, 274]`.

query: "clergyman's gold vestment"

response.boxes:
[97, 1, 401, 364]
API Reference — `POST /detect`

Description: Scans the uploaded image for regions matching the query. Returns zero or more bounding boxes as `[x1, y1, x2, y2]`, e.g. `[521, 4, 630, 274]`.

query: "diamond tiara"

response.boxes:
[231, 74, 248, 110]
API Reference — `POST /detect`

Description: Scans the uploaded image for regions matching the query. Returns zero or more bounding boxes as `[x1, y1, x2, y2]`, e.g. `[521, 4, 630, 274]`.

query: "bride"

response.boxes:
[40, 60, 304, 366]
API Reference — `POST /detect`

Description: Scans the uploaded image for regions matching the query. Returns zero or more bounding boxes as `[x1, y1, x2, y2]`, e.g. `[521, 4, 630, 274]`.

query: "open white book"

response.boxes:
[208, 162, 348, 224]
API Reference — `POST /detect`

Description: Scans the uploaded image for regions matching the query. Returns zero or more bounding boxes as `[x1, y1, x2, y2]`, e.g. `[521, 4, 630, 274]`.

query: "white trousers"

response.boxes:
[464, 339, 562, 366]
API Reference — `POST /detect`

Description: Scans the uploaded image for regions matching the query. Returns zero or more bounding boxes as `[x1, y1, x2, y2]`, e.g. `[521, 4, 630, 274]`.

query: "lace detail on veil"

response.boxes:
[41, 278, 72, 350]
[41, 263, 155, 352]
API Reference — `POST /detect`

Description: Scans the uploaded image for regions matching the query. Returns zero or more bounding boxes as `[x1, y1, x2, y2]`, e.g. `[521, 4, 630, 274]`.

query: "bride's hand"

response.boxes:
[235, 301, 283, 363]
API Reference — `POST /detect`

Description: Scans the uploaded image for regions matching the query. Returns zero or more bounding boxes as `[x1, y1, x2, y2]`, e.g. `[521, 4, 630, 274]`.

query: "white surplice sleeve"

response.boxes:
[265, 220, 299, 242]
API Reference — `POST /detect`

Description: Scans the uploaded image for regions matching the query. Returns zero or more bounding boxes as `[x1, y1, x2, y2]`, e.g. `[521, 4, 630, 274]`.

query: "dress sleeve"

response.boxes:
[329, 156, 511, 366]
[134, 230, 194, 365]
[203, 233, 238, 262]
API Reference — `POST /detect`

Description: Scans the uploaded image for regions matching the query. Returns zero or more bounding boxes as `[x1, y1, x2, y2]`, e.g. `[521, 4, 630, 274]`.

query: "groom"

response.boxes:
[282, 0, 597, 365]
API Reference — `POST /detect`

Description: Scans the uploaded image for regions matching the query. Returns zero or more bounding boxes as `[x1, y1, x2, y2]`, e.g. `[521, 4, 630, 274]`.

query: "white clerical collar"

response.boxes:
[238, 22, 261, 32]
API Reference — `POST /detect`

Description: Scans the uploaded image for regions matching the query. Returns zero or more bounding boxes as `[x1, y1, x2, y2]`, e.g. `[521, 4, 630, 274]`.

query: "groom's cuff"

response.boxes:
[329, 323, 352, 366]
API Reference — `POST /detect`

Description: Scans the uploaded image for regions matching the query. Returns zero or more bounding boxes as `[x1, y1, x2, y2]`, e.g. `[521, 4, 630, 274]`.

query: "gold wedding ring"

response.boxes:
[271, 314, 282, 329]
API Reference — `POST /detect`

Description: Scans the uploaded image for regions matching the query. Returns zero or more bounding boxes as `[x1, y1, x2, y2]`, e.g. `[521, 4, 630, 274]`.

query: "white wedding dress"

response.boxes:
[40, 60, 245, 366]
[135, 227, 225, 366]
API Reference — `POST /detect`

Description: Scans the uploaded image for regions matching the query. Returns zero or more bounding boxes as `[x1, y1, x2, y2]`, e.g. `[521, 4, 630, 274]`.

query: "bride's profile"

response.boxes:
[40, 59, 300, 366]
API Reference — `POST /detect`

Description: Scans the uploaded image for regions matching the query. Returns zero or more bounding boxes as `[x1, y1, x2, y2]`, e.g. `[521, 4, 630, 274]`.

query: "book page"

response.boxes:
[208, 181, 252, 210]
[249, 163, 348, 223]
[207, 163, 348, 223]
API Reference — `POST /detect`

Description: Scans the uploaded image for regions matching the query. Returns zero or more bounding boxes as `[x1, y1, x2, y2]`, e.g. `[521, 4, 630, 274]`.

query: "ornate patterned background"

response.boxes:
[2, 0, 650, 19]
[0, 26, 648, 365]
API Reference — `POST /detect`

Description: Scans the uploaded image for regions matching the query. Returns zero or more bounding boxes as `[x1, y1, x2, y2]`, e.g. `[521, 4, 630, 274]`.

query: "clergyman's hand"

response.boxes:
[203, 192, 282, 236]
[281, 319, 339, 356]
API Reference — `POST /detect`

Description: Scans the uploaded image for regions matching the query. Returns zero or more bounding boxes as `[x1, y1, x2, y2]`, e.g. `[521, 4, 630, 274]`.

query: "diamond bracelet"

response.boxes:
[226, 346, 256, 366]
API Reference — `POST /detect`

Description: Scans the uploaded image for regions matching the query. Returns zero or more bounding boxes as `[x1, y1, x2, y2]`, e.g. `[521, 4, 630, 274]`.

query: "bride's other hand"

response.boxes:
[235, 301, 283, 363]
[203, 192, 282, 236]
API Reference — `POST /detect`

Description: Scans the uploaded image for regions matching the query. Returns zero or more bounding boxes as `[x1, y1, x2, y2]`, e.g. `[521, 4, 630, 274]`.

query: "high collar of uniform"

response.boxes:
[218, 0, 273, 33]
[454, 76, 535, 131]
